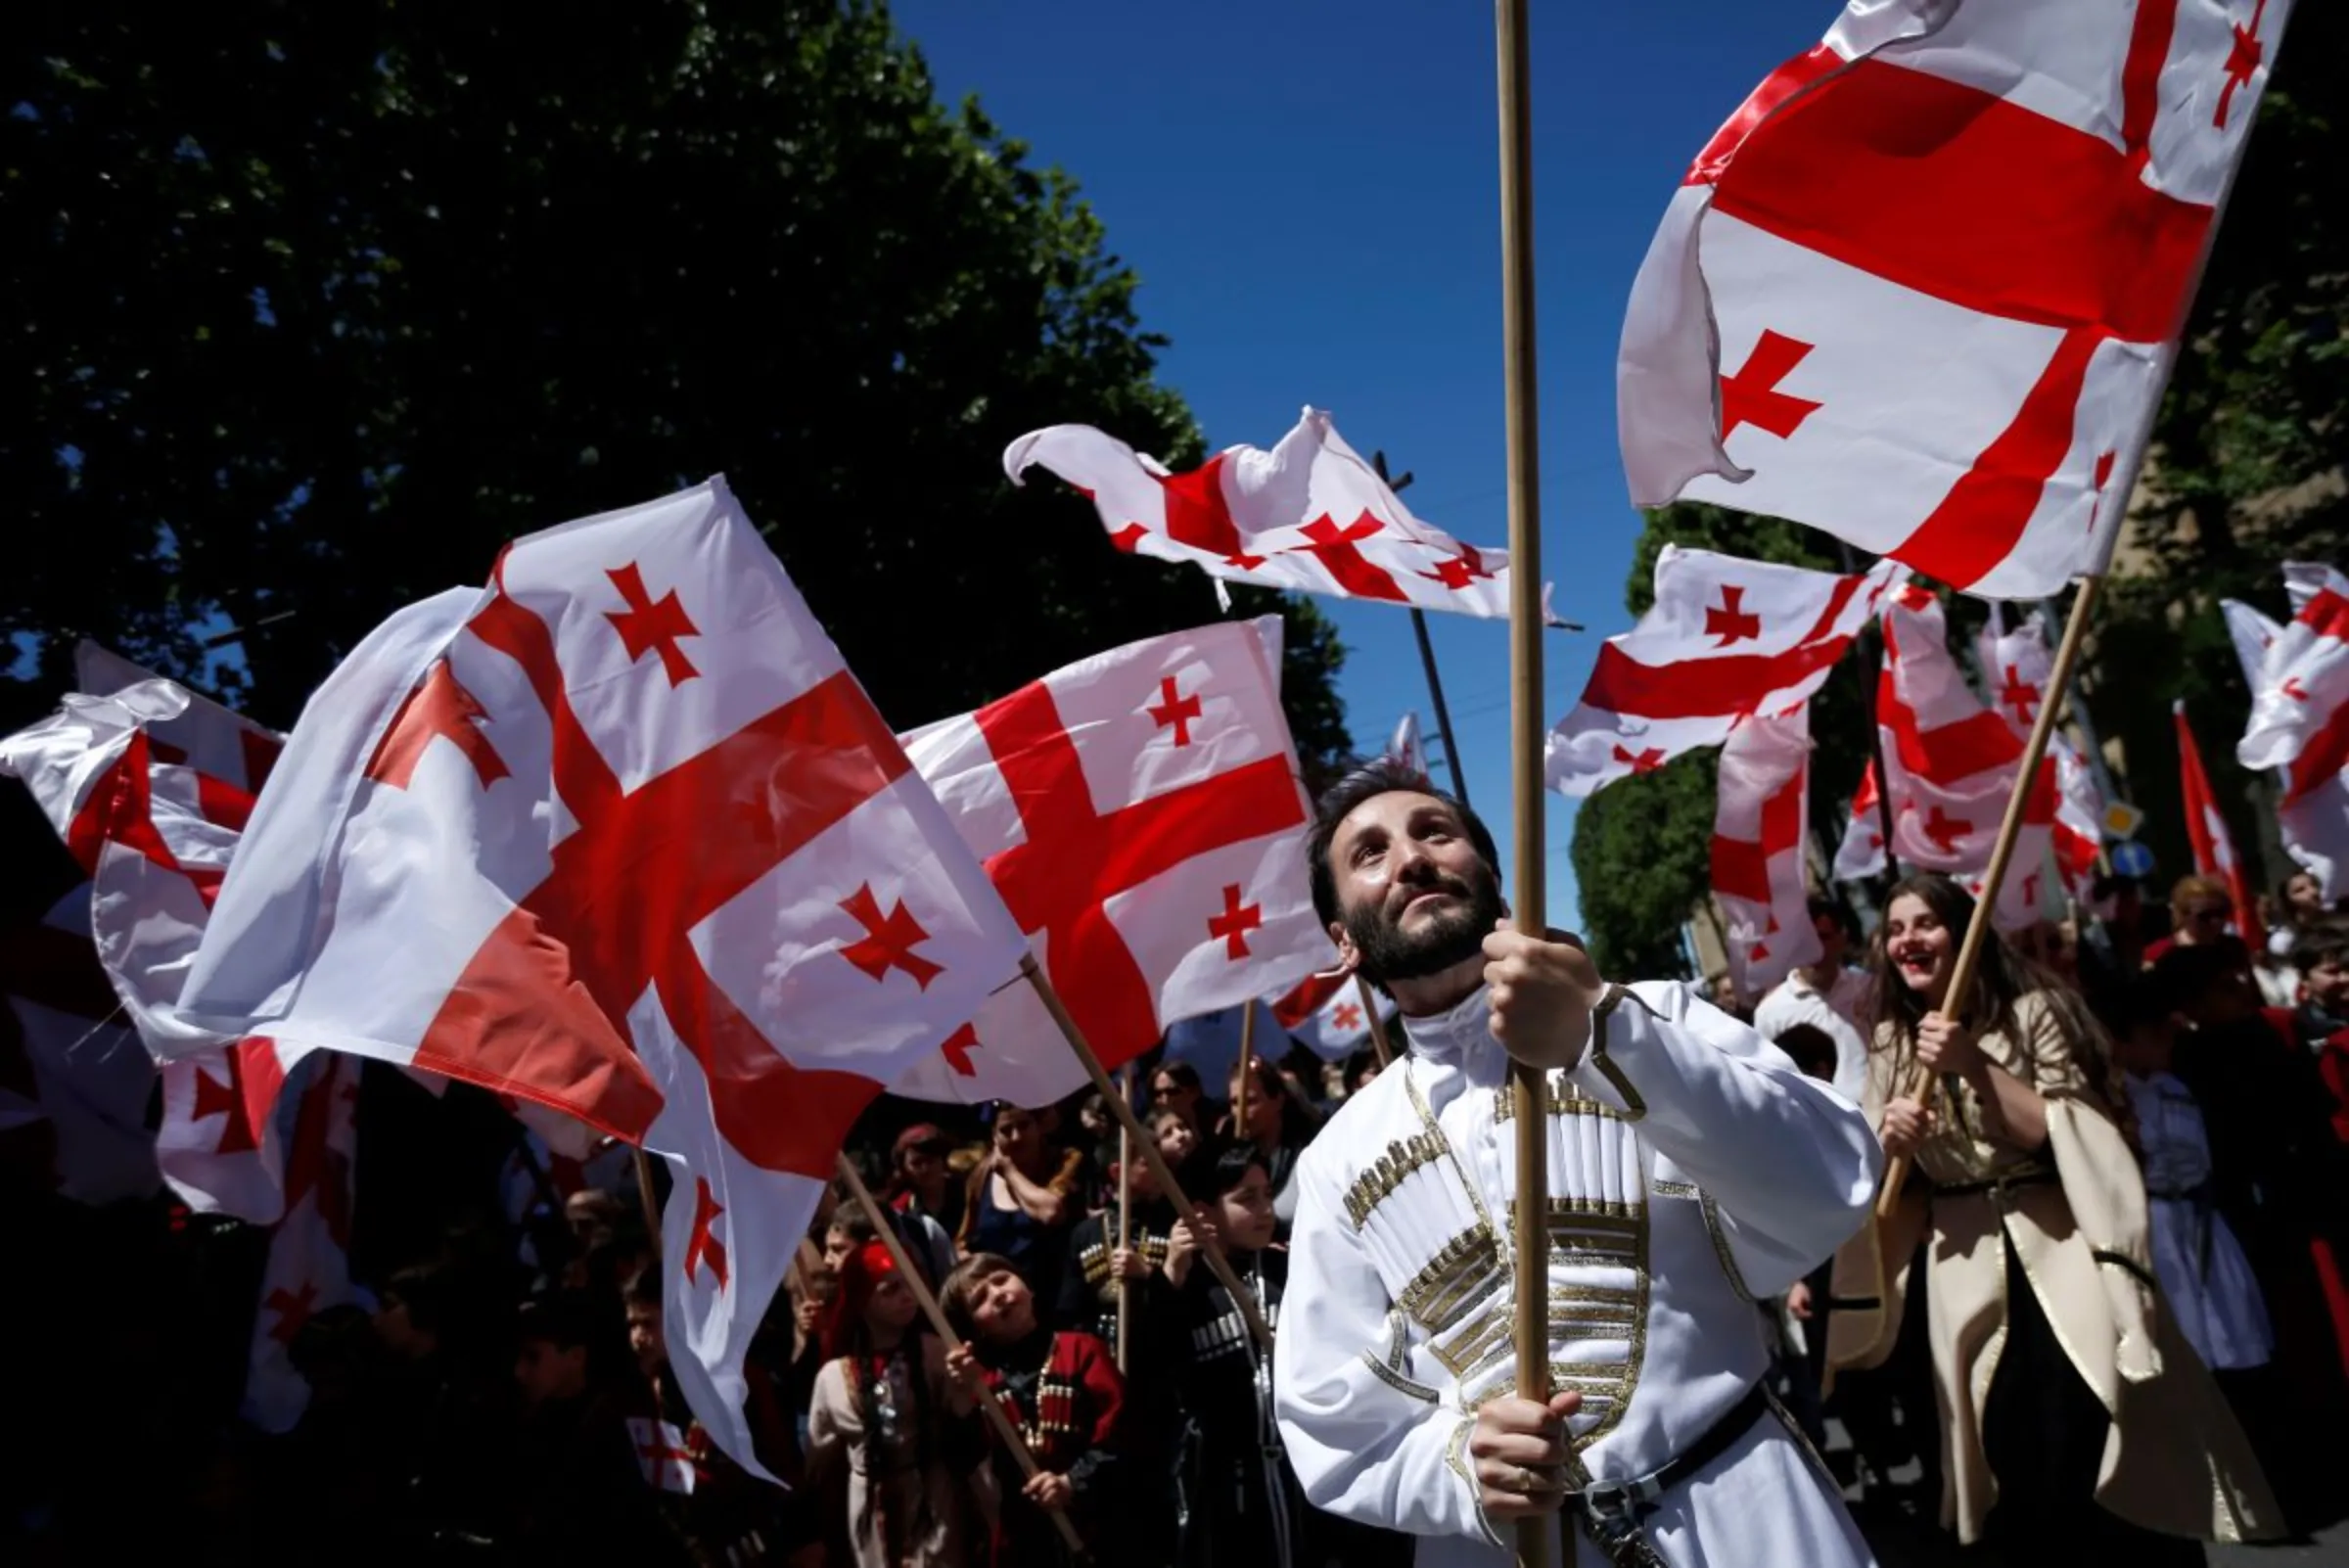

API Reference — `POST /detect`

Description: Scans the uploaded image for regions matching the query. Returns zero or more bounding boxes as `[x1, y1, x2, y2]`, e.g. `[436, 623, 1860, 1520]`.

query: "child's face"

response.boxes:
[2308, 950, 2349, 1011]
[1155, 1118, 1197, 1169]
[1216, 1166, 1279, 1252]
[625, 1302, 666, 1377]
[967, 1268, 1036, 1342]
[866, 1274, 920, 1336]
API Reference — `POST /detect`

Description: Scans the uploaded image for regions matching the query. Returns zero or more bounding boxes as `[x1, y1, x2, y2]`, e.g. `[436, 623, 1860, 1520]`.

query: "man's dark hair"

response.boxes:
[1306, 759, 1500, 928]
[1152, 1061, 1201, 1093]
[1805, 895, 1857, 941]
[1770, 1022, 1839, 1080]
[515, 1288, 603, 1351]
[2291, 916, 2349, 974]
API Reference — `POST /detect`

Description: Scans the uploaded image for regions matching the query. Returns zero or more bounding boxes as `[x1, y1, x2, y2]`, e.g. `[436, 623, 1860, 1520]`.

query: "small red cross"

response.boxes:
[2000, 664, 2043, 726]
[1284, 512, 1409, 602]
[1750, 941, 1772, 963]
[366, 659, 509, 791]
[192, 1052, 260, 1155]
[684, 1178, 729, 1289]
[940, 1022, 981, 1078]
[2021, 872, 2042, 908]
[1614, 744, 1666, 775]
[2281, 676, 2311, 702]
[1146, 675, 1205, 747]
[1207, 884, 1263, 960]
[606, 562, 702, 686]
[838, 884, 944, 991]
[1922, 805, 1973, 854]
[1720, 330, 1824, 442]
[1420, 544, 1494, 592]
[1704, 586, 1762, 646]
[636, 1422, 696, 1490]
[2086, 449, 2119, 532]
[1330, 1001, 1362, 1032]
[1224, 548, 1268, 571]
[2216, 0, 2268, 128]
[264, 1281, 321, 1345]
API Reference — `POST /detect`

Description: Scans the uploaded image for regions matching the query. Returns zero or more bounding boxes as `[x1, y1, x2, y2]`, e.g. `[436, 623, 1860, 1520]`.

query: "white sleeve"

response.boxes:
[1272, 1142, 1496, 1545]
[1568, 981, 1882, 1297]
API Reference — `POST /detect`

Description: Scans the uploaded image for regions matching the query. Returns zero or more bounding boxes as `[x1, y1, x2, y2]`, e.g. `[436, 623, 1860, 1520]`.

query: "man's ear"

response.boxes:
[1329, 920, 1359, 970]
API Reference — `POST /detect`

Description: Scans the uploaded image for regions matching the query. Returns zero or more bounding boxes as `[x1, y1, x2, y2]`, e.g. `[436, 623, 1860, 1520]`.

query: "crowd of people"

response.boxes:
[14, 841, 2349, 1567]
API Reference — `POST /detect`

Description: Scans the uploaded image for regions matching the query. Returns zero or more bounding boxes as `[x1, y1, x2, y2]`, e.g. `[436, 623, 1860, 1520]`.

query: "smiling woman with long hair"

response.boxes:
[1828, 873, 2277, 1560]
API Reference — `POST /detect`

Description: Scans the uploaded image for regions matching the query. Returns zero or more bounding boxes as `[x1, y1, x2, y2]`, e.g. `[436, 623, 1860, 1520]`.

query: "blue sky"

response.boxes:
[894, 0, 1834, 931]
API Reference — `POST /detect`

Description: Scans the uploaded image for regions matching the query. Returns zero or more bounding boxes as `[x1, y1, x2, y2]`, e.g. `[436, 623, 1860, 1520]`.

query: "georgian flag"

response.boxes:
[1972, 611, 2103, 889]
[2177, 701, 2264, 950]
[2223, 597, 2285, 694]
[244, 1051, 361, 1434]
[1006, 408, 1553, 623]
[1621, 0, 2294, 599]
[161, 479, 1031, 1476]
[2238, 566, 2349, 899]
[1546, 545, 1899, 796]
[1269, 969, 1396, 1061]
[1388, 712, 1427, 779]
[892, 618, 1332, 1106]
[1711, 707, 1820, 999]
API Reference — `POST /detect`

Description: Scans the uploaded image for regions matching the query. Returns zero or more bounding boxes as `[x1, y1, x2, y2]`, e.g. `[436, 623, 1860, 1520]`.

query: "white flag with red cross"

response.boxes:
[1621, 0, 2293, 599]
[1973, 612, 2105, 890]
[164, 478, 1030, 1475]
[1269, 968, 1397, 1061]
[890, 617, 1332, 1106]
[2177, 701, 2265, 949]
[1832, 761, 1889, 886]
[1871, 585, 2056, 925]
[0, 665, 300, 1221]
[2239, 566, 2349, 899]
[1711, 706, 1821, 999]
[1006, 408, 1555, 623]
[2223, 597, 2285, 694]
[627, 1416, 699, 1495]
[1546, 545, 1900, 796]
[245, 1050, 361, 1434]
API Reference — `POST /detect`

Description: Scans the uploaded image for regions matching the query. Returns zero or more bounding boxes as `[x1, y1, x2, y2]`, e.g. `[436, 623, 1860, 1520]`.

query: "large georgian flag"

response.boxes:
[892, 618, 1332, 1106]
[165, 479, 1030, 1472]
[1973, 612, 2105, 889]
[2177, 701, 2264, 950]
[1006, 407, 1549, 622]
[0, 666, 299, 1221]
[1621, 0, 2294, 598]
[1546, 545, 1899, 795]
[2238, 566, 2349, 899]
[1710, 707, 1820, 999]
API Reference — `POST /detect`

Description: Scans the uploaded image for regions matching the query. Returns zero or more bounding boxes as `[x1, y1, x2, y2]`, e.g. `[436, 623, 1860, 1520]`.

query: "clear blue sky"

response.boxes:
[894, 0, 1830, 931]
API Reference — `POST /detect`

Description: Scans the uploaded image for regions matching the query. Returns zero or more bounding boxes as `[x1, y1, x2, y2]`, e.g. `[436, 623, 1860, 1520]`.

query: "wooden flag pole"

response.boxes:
[835, 1152, 1088, 1558]
[1234, 1003, 1257, 1138]
[1873, 574, 2104, 1219]
[1495, 3, 1551, 1564]
[1116, 1063, 1135, 1373]
[1020, 957, 1276, 1351]
[1357, 975, 1395, 1069]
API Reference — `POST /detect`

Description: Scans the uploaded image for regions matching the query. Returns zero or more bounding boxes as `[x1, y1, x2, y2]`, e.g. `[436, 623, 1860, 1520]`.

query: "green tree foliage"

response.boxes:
[1, 1, 1349, 775]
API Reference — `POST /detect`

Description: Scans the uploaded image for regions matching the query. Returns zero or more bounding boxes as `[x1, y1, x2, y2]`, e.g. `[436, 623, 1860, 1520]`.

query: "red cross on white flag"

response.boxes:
[2239, 566, 2349, 899]
[891, 617, 1332, 1106]
[1005, 407, 1558, 623]
[1268, 967, 1396, 1061]
[0, 655, 301, 1221]
[243, 1050, 361, 1434]
[153, 478, 1029, 1476]
[1710, 706, 1820, 999]
[1621, 0, 2295, 599]
[1547, 545, 1900, 797]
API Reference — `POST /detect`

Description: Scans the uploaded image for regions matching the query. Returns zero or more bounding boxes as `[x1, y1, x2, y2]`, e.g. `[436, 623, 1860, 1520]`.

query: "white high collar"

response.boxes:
[1399, 982, 1503, 1083]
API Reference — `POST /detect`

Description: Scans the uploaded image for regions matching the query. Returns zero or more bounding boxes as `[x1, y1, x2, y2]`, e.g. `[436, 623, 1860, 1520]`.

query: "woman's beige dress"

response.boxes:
[1827, 990, 2279, 1544]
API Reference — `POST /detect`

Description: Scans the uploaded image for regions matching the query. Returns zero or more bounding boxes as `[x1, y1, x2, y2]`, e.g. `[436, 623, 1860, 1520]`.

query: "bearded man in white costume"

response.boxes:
[1272, 761, 1882, 1567]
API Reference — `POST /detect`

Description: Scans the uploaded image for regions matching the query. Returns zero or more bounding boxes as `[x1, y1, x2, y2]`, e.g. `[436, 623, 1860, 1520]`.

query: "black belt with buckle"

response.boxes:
[1566, 1382, 1773, 1566]
[1929, 1166, 2059, 1201]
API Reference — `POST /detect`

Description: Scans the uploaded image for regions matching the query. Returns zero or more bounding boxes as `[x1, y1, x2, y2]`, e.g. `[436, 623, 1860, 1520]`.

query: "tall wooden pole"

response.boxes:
[1234, 1003, 1257, 1139]
[834, 1154, 1087, 1556]
[1357, 975, 1395, 1069]
[1494, 4, 1551, 1564]
[1874, 575, 2104, 1218]
[1116, 1064, 1134, 1373]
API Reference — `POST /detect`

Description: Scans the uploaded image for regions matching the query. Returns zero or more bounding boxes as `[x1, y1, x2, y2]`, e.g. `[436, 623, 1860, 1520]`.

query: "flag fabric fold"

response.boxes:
[1387, 712, 1427, 779]
[2239, 566, 2349, 898]
[1546, 545, 1899, 796]
[892, 617, 1332, 1107]
[1006, 407, 1553, 622]
[1710, 707, 1820, 999]
[161, 478, 1030, 1473]
[1974, 611, 2105, 889]
[2177, 700, 2264, 951]
[1620, 0, 2294, 599]
[244, 1051, 362, 1433]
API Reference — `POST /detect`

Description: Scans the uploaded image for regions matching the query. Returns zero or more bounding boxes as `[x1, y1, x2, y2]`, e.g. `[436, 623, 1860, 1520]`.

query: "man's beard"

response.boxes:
[1342, 864, 1507, 987]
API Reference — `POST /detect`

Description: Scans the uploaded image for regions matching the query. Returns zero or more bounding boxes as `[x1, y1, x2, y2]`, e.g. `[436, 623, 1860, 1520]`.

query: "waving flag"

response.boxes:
[1833, 760, 1889, 884]
[1973, 611, 2104, 889]
[1547, 545, 1899, 795]
[244, 1052, 361, 1433]
[1270, 968, 1396, 1061]
[892, 618, 1330, 1106]
[2177, 701, 2264, 950]
[1711, 708, 1820, 998]
[1621, 0, 2294, 598]
[1006, 408, 1551, 622]
[2223, 598, 2285, 694]
[2239, 566, 2349, 898]
[163, 479, 1030, 1473]
[1387, 712, 1427, 778]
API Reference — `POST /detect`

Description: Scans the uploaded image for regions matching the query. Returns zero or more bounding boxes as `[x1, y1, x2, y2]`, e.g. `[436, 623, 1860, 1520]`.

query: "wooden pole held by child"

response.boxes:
[1116, 1064, 1134, 1373]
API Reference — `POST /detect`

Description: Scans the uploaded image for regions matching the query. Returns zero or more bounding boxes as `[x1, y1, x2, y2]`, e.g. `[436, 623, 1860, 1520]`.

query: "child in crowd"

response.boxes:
[807, 1240, 979, 1568]
[943, 1252, 1125, 1566]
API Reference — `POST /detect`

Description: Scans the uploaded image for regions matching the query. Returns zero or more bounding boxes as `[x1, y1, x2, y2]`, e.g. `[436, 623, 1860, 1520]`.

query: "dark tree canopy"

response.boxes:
[2, 1, 1349, 774]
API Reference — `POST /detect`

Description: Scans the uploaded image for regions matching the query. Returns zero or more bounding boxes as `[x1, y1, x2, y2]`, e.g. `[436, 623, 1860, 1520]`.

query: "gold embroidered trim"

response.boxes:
[1359, 1309, 1440, 1405]
[1343, 1127, 1453, 1229]
[1699, 1192, 1759, 1306]
[1397, 1228, 1504, 1334]
[1583, 984, 1648, 1120]
[1647, 1178, 1698, 1199]
[1432, 1304, 1513, 1381]
[1447, 1416, 1503, 1549]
